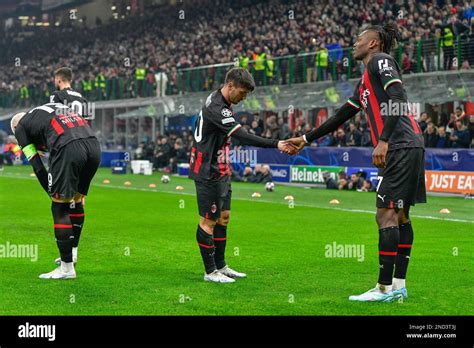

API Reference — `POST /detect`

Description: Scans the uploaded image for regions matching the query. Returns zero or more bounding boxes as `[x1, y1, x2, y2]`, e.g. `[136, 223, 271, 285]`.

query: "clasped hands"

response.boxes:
[277, 136, 306, 156]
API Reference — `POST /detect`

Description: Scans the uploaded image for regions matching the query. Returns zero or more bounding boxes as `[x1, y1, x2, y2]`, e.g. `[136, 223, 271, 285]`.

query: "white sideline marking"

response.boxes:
[2, 173, 473, 224]
[94, 184, 474, 224]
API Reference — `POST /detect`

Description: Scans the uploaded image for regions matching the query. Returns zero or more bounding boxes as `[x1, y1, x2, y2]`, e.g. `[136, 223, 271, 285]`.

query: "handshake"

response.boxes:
[277, 136, 307, 156]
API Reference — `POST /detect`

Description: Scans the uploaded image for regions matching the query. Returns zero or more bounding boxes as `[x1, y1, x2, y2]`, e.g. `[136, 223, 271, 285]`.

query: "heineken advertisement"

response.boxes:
[290, 166, 346, 184]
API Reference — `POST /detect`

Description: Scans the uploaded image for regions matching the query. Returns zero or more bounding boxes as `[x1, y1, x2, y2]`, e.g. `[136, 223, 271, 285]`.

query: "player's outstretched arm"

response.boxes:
[286, 102, 360, 153]
[232, 127, 297, 154]
[277, 140, 299, 155]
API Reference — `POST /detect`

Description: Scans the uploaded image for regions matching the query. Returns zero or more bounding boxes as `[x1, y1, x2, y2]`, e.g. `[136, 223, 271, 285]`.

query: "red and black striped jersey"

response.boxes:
[347, 52, 423, 150]
[189, 89, 241, 182]
[14, 103, 96, 154]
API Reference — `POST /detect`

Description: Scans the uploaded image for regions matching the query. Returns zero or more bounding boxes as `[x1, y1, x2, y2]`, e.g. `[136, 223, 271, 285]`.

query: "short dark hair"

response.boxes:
[54, 67, 73, 82]
[225, 68, 255, 91]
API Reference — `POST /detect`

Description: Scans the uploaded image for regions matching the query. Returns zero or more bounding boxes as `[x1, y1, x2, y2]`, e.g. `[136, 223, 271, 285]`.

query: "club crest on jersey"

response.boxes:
[221, 108, 233, 118]
[211, 204, 217, 213]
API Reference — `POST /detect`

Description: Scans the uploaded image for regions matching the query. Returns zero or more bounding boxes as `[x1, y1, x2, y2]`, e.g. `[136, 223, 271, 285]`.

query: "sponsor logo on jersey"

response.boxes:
[361, 89, 370, 109]
[378, 58, 395, 76]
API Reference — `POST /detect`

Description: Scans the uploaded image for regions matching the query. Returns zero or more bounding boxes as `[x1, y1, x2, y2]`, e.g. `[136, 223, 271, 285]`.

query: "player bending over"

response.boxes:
[288, 23, 426, 302]
[11, 103, 101, 279]
[189, 67, 296, 283]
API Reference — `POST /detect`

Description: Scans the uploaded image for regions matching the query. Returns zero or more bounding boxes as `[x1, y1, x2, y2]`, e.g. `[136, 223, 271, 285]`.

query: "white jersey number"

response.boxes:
[194, 111, 204, 143]
[71, 100, 83, 116]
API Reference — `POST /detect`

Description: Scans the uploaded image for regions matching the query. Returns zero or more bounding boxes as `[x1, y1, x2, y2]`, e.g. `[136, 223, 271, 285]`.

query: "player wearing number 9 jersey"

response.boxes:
[50, 67, 91, 119]
[10, 102, 101, 280]
[189, 68, 296, 283]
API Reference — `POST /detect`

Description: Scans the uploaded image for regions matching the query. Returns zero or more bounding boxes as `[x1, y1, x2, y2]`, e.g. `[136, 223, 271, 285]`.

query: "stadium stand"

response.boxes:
[1, 0, 473, 174]
[1, 0, 474, 107]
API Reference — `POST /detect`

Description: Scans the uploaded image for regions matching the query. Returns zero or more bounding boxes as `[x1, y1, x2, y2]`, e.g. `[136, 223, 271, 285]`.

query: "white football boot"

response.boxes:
[218, 265, 247, 279]
[39, 262, 76, 280]
[349, 284, 397, 302]
[204, 270, 235, 283]
[392, 278, 408, 300]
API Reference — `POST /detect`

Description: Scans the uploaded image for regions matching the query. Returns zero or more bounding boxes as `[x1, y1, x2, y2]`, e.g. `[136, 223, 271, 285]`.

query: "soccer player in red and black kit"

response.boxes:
[50, 67, 90, 119]
[10, 102, 101, 279]
[50, 68, 92, 266]
[288, 24, 426, 301]
[189, 68, 296, 283]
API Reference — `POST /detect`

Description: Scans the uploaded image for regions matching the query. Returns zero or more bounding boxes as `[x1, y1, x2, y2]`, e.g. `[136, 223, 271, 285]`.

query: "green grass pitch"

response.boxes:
[0, 165, 472, 315]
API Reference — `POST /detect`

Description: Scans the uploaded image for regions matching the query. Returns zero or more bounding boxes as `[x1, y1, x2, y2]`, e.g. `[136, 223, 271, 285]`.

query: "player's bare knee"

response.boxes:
[376, 208, 398, 229]
[199, 217, 216, 234]
[216, 217, 227, 226]
[397, 208, 410, 225]
[218, 211, 230, 226]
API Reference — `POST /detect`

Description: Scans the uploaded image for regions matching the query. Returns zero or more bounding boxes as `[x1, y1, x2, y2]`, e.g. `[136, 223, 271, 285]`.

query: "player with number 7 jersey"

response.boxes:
[287, 23, 426, 303]
[10, 102, 101, 280]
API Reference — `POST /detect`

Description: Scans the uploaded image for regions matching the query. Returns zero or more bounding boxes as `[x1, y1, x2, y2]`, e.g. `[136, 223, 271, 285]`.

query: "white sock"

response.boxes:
[376, 283, 392, 293]
[72, 247, 78, 260]
[61, 261, 75, 273]
[392, 278, 405, 290]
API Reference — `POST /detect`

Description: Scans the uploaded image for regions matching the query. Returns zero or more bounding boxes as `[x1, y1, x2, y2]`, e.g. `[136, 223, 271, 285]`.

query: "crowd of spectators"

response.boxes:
[255, 107, 474, 148]
[123, 103, 473, 178]
[236, 164, 274, 184]
[2, 105, 473, 175]
[1, 0, 474, 177]
[323, 170, 375, 192]
[107, 104, 474, 175]
[235, 111, 373, 147]
[419, 107, 474, 148]
[132, 130, 192, 173]
[1, 0, 474, 107]
[323, 169, 376, 192]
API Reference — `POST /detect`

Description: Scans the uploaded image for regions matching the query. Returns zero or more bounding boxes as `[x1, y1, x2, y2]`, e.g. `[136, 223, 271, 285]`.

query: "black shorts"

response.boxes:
[48, 138, 101, 199]
[376, 147, 426, 209]
[194, 177, 232, 220]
